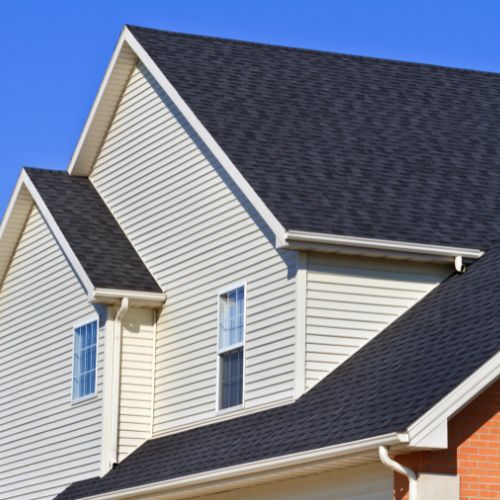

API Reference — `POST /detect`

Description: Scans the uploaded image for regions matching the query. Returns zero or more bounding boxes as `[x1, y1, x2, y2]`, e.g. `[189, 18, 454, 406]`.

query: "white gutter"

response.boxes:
[109, 297, 129, 468]
[82, 433, 405, 500]
[280, 230, 484, 262]
[379, 446, 417, 500]
[91, 287, 165, 307]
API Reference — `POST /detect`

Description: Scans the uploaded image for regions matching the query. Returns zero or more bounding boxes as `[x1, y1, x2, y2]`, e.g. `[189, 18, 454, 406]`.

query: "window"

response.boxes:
[72, 320, 98, 401]
[218, 285, 245, 410]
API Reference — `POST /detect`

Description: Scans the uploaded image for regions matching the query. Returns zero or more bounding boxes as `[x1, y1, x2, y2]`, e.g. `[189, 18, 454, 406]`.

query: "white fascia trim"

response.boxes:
[82, 432, 404, 500]
[282, 230, 484, 260]
[407, 350, 500, 448]
[91, 287, 165, 306]
[68, 27, 133, 176]
[0, 172, 25, 242]
[21, 170, 95, 294]
[67, 27, 287, 245]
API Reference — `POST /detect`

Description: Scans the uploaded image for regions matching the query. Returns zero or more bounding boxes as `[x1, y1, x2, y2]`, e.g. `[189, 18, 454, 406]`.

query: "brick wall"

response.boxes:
[394, 378, 500, 500]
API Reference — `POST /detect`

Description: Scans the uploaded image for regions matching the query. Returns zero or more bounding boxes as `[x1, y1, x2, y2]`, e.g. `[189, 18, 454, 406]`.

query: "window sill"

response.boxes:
[215, 403, 245, 416]
[71, 393, 99, 406]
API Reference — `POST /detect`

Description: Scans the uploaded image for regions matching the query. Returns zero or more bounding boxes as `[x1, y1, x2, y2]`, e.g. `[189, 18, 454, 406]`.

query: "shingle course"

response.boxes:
[25, 168, 161, 293]
[129, 25, 500, 249]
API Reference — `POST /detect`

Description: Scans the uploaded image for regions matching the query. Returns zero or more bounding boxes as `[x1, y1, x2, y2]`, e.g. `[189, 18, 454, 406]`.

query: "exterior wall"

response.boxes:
[90, 62, 297, 435]
[395, 378, 500, 500]
[0, 206, 104, 499]
[304, 253, 449, 390]
[118, 307, 155, 461]
[194, 463, 392, 500]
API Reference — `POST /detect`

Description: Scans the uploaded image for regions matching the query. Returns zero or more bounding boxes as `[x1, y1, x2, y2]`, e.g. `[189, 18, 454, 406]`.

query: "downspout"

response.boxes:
[110, 297, 129, 467]
[379, 446, 418, 500]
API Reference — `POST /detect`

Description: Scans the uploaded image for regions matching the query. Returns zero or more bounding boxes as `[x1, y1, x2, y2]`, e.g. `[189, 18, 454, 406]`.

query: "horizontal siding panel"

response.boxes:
[305, 253, 449, 391]
[90, 62, 297, 435]
[0, 208, 103, 499]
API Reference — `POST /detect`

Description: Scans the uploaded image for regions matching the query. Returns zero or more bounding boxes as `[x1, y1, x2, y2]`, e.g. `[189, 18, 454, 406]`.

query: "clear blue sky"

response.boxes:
[1, 0, 500, 218]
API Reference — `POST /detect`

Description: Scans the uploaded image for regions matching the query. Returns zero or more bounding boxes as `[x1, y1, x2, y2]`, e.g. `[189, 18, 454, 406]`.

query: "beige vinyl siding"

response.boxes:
[194, 463, 391, 500]
[90, 62, 297, 435]
[0, 207, 103, 500]
[118, 307, 155, 461]
[305, 253, 449, 390]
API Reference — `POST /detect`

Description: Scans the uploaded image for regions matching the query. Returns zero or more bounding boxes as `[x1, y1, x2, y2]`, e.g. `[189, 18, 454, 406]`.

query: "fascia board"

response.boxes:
[66, 27, 287, 246]
[282, 230, 484, 262]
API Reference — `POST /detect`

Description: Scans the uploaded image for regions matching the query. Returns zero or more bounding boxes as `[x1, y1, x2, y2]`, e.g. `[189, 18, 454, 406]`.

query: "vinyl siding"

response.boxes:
[118, 307, 155, 461]
[304, 253, 449, 391]
[90, 62, 297, 435]
[0, 207, 104, 500]
[195, 463, 391, 500]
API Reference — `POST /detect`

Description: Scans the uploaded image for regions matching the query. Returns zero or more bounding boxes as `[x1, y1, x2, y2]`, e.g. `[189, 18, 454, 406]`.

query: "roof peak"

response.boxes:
[127, 24, 500, 79]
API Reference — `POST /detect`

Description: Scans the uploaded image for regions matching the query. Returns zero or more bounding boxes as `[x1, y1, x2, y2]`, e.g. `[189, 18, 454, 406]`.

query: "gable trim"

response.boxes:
[21, 170, 96, 294]
[407, 350, 500, 448]
[67, 27, 287, 246]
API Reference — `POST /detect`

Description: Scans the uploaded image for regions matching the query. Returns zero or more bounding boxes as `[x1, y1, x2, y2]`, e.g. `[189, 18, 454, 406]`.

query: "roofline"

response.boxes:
[406, 349, 500, 448]
[80, 432, 405, 500]
[67, 26, 287, 245]
[0, 169, 165, 304]
[280, 230, 484, 262]
[0, 170, 96, 294]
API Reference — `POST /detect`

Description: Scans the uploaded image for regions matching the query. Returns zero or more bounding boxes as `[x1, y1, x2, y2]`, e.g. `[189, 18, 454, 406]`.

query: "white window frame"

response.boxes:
[216, 282, 247, 413]
[71, 314, 100, 404]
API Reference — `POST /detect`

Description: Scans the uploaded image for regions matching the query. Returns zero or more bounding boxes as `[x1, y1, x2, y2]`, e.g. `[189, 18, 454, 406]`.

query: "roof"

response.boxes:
[128, 26, 500, 251]
[24, 168, 161, 293]
[57, 240, 500, 499]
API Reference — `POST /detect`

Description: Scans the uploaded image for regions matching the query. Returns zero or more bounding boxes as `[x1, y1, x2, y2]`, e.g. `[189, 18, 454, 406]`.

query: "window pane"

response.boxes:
[219, 286, 244, 349]
[220, 347, 243, 409]
[72, 320, 98, 400]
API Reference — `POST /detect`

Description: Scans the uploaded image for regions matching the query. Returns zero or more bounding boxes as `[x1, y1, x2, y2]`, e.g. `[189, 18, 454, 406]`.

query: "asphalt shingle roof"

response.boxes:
[129, 26, 500, 250]
[25, 168, 161, 293]
[57, 240, 500, 499]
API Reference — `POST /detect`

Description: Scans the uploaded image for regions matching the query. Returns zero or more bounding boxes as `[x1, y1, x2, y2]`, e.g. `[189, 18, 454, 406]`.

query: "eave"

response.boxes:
[0, 169, 164, 308]
[80, 433, 405, 500]
[280, 230, 484, 264]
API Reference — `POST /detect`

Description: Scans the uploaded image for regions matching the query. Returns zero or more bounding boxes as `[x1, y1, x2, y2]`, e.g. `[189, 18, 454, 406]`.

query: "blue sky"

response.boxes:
[1, 0, 500, 218]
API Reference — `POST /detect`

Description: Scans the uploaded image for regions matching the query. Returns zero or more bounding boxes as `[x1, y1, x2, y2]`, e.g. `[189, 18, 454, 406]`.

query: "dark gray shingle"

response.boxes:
[25, 168, 161, 293]
[129, 26, 500, 250]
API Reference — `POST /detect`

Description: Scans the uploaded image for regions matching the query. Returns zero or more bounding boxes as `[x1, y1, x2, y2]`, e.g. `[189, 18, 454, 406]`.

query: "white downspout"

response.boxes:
[379, 445, 418, 500]
[110, 297, 129, 468]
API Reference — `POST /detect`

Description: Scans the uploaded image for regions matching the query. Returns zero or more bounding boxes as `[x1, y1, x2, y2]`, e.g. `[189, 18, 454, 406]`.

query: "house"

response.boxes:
[0, 24, 499, 500]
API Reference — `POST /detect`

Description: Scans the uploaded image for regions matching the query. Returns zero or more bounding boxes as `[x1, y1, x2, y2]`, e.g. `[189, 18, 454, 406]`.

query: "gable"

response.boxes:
[0, 206, 104, 499]
[89, 60, 299, 433]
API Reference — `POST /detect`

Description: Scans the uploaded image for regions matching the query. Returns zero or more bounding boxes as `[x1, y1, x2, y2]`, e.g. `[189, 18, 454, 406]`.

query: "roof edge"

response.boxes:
[67, 26, 287, 245]
[79, 432, 404, 500]
[407, 349, 500, 448]
[280, 230, 484, 263]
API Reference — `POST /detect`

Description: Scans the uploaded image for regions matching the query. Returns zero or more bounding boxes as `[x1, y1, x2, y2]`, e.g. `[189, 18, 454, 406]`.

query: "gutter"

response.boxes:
[82, 432, 405, 500]
[279, 230, 484, 263]
[90, 287, 165, 308]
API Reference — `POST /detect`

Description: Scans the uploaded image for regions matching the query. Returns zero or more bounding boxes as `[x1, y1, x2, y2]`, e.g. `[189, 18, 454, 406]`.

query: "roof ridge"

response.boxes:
[127, 24, 500, 79]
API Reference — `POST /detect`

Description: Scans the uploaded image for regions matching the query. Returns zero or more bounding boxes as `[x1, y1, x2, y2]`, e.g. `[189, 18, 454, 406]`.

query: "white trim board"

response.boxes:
[67, 26, 287, 246]
[407, 350, 500, 448]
